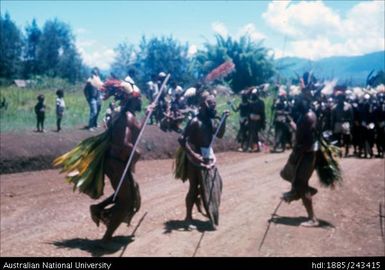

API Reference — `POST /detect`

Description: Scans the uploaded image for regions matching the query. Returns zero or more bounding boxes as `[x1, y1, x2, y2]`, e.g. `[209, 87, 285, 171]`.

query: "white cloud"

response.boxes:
[76, 40, 116, 70]
[75, 28, 87, 35]
[238, 23, 266, 41]
[263, 0, 385, 59]
[77, 39, 96, 48]
[262, 1, 341, 38]
[212, 21, 228, 37]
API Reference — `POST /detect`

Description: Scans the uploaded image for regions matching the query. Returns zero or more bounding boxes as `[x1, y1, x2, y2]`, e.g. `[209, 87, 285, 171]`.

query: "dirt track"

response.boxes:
[1, 151, 384, 257]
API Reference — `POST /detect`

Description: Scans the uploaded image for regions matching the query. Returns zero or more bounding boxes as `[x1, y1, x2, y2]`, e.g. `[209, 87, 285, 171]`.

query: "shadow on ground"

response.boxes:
[51, 235, 134, 257]
[271, 215, 335, 228]
[163, 219, 216, 234]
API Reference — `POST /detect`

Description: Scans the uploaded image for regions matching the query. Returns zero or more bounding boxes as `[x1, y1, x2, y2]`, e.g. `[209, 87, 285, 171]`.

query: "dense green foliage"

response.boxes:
[0, 13, 24, 79]
[193, 35, 275, 93]
[111, 36, 195, 88]
[0, 13, 86, 84]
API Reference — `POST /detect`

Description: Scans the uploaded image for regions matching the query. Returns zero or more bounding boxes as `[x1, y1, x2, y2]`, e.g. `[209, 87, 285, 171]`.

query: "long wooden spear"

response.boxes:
[258, 198, 283, 251]
[209, 112, 228, 149]
[113, 74, 171, 202]
[119, 211, 148, 257]
[192, 231, 205, 257]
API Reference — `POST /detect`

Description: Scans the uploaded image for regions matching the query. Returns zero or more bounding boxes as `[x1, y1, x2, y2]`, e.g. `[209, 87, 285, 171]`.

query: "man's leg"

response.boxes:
[248, 122, 256, 152]
[94, 101, 102, 128]
[102, 167, 138, 242]
[297, 152, 318, 226]
[185, 163, 199, 229]
[41, 115, 45, 132]
[90, 195, 114, 227]
[300, 192, 319, 227]
[88, 99, 97, 129]
[344, 134, 350, 157]
[36, 117, 40, 132]
[56, 116, 62, 131]
[255, 127, 260, 152]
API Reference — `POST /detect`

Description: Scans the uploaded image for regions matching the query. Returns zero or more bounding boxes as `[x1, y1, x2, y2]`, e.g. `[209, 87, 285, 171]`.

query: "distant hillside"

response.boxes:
[276, 51, 385, 85]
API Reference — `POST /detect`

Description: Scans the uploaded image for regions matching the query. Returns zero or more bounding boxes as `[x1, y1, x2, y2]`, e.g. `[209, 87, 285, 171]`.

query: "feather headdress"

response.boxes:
[204, 60, 235, 83]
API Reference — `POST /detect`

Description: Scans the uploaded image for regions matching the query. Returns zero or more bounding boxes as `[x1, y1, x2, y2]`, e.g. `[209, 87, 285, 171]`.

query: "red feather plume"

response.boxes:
[204, 60, 235, 83]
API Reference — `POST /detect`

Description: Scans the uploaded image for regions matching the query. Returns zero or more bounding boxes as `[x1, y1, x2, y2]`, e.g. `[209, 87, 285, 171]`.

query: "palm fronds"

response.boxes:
[315, 137, 343, 188]
[53, 131, 111, 199]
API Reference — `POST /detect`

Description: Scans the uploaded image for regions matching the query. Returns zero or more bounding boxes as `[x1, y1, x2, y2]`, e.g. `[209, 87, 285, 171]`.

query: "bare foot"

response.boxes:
[300, 219, 319, 227]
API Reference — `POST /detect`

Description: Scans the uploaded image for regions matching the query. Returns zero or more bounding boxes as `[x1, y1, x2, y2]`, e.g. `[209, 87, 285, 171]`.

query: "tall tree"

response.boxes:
[138, 35, 194, 86]
[0, 13, 24, 79]
[110, 42, 141, 80]
[23, 18, 41, 78]
[193, 34, 275, 93]
[56, 44, 84, 83]
[37, 18, 84, 82]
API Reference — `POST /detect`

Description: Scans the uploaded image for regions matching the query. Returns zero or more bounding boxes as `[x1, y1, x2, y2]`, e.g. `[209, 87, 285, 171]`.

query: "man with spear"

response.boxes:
[174, 61, 234, 230]
[54, 74, 168, 245]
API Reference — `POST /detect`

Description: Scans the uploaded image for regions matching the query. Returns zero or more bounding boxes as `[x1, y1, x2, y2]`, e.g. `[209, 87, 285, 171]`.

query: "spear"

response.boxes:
[209, 112, 228, 149]
[119, 211, 148, 257]
[113, 74, 171, 202]
[258, 198, 283, 251]
[192, 231, 206, 257]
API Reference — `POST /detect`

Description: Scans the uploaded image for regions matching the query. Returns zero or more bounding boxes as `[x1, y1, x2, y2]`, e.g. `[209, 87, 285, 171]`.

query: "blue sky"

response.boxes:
[2, 1, 384, 69]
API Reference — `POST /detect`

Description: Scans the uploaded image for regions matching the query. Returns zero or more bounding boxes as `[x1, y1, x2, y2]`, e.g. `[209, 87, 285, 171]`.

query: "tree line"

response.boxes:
[0, 13, 275, 93]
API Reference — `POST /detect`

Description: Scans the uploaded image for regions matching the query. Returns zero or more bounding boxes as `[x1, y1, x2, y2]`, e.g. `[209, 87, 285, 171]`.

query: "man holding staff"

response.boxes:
[175, 91, 229, 230]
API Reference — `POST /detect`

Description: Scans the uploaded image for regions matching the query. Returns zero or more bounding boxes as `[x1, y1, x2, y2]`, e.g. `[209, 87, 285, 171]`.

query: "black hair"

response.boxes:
[56, 89, 64, 98]
[91, 67, 100, 76]
[128, 69, 136, 77]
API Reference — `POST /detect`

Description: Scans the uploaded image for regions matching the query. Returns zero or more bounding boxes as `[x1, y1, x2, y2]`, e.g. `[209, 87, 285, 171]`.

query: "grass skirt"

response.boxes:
[53, 131, 110, 199]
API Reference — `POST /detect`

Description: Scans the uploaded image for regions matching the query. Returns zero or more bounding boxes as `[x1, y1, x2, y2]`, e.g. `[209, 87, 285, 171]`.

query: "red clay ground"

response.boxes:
[1, 148, 384, 257]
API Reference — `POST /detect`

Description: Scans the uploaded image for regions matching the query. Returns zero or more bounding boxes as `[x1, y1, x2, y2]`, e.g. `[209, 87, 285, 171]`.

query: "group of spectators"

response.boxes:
[34, 89, 65, 133]
[34, 67, 103, 133]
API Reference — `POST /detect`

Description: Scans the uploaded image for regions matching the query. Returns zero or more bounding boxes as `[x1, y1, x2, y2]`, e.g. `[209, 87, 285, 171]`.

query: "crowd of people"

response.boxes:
[52, 67, 383, 245]
[268, 82, 385, 159]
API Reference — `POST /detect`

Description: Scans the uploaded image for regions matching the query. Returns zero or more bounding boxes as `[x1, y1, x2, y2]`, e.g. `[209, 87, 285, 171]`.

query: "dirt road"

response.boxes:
[1, 151, 384, 257]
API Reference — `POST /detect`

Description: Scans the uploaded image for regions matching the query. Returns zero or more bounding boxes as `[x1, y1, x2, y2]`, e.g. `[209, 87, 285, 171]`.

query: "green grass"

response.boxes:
[0, 83, 108, 132]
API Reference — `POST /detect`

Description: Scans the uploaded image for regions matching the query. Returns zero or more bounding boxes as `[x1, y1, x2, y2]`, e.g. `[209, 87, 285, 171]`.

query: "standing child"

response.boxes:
[56, 89, 65, 132]
[34, 94, 46, 132]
